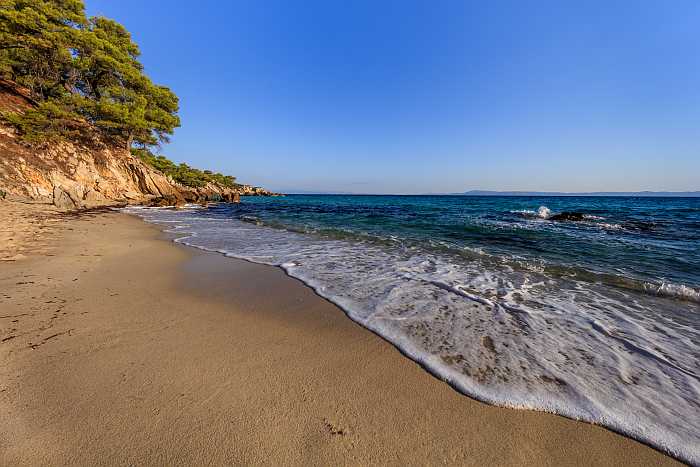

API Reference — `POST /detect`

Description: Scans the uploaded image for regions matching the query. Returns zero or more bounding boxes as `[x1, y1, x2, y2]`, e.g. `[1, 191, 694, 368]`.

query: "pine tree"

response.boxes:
[0, 0, 180, 150]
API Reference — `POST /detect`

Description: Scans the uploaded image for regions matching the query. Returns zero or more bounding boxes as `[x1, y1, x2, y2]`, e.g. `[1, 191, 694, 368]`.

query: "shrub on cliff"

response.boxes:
[0, 0, 179, 150]
[132, 148, 239, 189]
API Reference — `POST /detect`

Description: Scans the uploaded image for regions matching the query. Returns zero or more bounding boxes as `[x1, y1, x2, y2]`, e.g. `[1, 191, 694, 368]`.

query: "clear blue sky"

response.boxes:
[86, 0, 700, 194]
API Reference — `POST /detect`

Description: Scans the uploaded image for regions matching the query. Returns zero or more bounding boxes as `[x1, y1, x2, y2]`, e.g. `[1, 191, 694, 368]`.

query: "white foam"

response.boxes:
[537, 206, 552, 219]
[645, 281, 700, 304]
[124, 206, 700, 464]
[510, 206, 552, 219]
[599, 222, 624, 230]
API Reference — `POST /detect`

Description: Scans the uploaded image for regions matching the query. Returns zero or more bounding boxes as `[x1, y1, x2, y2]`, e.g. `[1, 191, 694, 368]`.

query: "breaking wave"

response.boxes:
[511, 205, 552, 219]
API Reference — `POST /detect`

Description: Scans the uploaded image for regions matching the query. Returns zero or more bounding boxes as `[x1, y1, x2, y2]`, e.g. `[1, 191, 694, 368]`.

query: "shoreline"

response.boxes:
[0, 206, 682, 465]
[150, 208, 697, 465]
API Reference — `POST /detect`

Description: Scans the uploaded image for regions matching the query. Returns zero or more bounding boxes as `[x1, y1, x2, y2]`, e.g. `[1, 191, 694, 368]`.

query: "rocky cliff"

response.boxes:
[0, 82, 279, 210]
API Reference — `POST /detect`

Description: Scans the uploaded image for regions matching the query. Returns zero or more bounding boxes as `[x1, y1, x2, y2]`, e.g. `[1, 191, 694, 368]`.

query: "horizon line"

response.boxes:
[279, 190, 700, 197]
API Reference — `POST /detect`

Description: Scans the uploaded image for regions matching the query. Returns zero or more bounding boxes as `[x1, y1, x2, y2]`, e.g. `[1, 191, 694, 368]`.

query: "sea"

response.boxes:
[125, 195, 700, 464]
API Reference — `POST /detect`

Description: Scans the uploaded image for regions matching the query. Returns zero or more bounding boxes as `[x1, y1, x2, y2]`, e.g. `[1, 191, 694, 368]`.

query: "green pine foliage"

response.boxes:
[0, 0, 180, 149]
[132, 149, 239, 189]
[3, 99, 87, 142]
[0, 1, 239, 189]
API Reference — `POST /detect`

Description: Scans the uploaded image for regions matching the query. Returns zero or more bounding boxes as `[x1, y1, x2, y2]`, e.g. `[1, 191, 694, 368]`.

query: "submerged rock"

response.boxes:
[549, 211, 586, 222]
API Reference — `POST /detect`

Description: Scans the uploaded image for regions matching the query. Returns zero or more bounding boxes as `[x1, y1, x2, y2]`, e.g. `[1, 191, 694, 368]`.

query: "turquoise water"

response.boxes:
[235, 195, 700, 293]
[127, 195, 700, 464]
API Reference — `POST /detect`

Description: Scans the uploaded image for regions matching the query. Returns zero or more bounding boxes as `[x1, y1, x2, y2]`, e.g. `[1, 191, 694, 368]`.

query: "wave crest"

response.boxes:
[643, 282, 700, 304]
[510, 205, 552, 219]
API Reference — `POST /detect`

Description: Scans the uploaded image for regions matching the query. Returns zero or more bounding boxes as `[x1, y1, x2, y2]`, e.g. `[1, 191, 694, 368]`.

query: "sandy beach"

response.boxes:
[0, 204, 682, 466]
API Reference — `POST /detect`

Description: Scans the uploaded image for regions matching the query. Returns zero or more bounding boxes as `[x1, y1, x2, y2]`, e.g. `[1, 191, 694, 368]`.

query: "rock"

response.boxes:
[178, 188, 200, 203]
[129, 162, 172, 197]
[123, 191, 142, 200]
[0, 95, 279, 206]
[82, 189, 107, 207]
[148, 193, 186, 208]
[221, 192, 240, 203]
[52, 185, 82, 211]
[197, 187, 217, 201]
[549, 212, 586, 222]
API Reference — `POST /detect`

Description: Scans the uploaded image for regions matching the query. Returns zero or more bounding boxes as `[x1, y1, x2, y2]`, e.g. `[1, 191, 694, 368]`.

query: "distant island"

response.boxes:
[454, 190, 700, 197]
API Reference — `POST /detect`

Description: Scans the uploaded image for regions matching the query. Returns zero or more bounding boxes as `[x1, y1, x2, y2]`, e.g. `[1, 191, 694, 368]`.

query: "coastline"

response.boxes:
[0, 206, 681, 465]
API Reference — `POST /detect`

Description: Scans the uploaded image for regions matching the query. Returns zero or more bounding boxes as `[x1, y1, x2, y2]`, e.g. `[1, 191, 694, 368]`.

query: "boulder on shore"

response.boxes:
[222, 192, 240, 203]
[53, 186, 82, 211]
[148, 193, 186, 208]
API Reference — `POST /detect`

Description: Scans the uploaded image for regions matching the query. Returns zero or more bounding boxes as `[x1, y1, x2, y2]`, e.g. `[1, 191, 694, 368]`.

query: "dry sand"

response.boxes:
[0, 204, 682, 465]
[0, 198, 65, 262]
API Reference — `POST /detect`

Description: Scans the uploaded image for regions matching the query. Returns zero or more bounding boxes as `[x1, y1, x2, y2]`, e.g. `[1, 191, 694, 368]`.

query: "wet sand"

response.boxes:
[0, 206, 681, 465]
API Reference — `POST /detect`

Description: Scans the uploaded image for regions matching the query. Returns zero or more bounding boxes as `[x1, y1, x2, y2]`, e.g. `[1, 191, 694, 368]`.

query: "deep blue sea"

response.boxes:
[127, 195, 700, 464]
